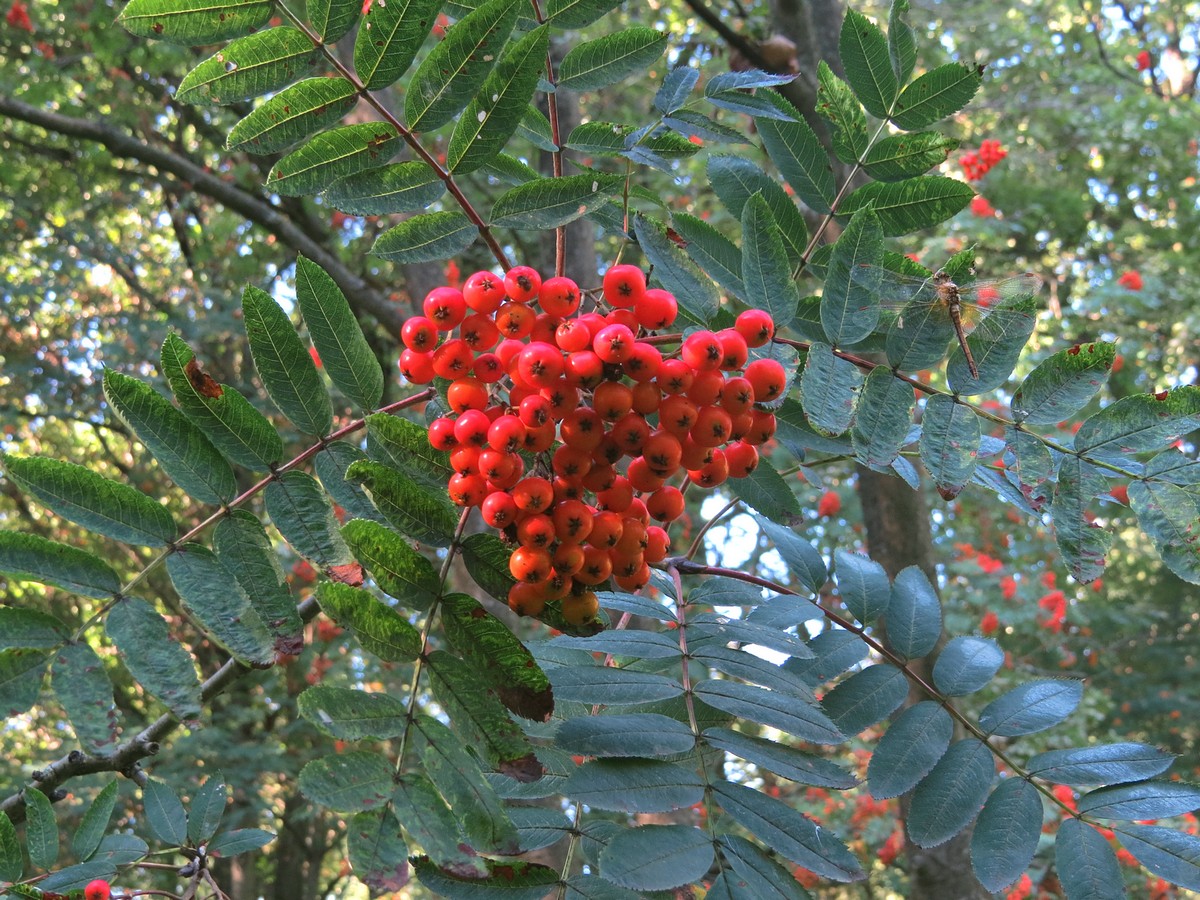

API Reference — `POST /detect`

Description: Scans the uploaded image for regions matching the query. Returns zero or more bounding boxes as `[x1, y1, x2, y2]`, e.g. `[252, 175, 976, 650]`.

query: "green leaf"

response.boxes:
[718, 834, 811, 900]
[392, 774, 488, 877]
[346, 459, 458, 546]
[787, 627, 866, 686]
[507, 807, 570, 853]
[316, 582, 422, 661]
[816, 61, 868, 164]
[690, 612, 815, 660]
[868, 701, 953, 799]
[52, 642, 120, 753]
[979, 679, 1082, 737]
[549, 666, 682, 706]
[703, 727, 856, 789]
[728, 458, 803, 525]
[366, 413, 452, 488]
[851, 367, 915, 470]
[671, 211, 745, 299]
[694, 680, 842, 744]
[890, 62, 984, 130]
[800, 341, 863, 437]
[932, 635, 1003, 696]
[821, 664, 908, 735]
[242, 286, 333, 436]
[1133, 479, 1200, 583]
[0, 608, 67, 650]
[839, 8, 898, 118]
[946, 294, 1040, 395]
[208, 828, 275, 857]
[372, 211, 479, 263]
[226, 77, 359, 154]
[840, 176, 975, 236]
[1077, 386, 1200, 461]
[564, 759, 703, 814]
[704, 70, 797, 118]
[754, 92, 836, 214]
[267, 123, 401, 196]
[72, 780, 118, 862]
[596, 589, 674, 620]
[598, 825, 714, 891]
[106, 598, 202, 721]
[907, 738, 994, 848]
[160, 333, 284, 471]
[348, 808, 410, 894]
[549, 630, 680, 659]
[295, 255, 384, 412]
[1052, 457, 1113, 584]
[1056, 818, 1126, 900]
[557, 27, 666, 91]
[1077, 781, 1200, 821]
[545, 0, 621, 28]
[0, 532, 120, 600]
[299, 686, 408, 739]
[315, 442, 388, 524]
[492, 173, 622, 229]
[741, 193, 799, 331]
[405, 0, 519, 132]
[448, 26, 548, 174]
[0, 648, 49, 718]
[167, 545, 276, 665]
[213, 511, 304, 654]
[1027, 743, 1175, 787]
[309, 0, 359, 41]
[177, 28, 321, 106]
[655, 66, 699, 114]
[1, 453, 177, 547]
[712, 780, 864, 881]
[556, 712, 695, 757]
[24, 787, 58, 869]
[888, 0, 916, 82]
[706, 155, 807, 261]
[833, 550, 890, 625]
[265, 471, 352, 567]
[1007, 427, 1054, 510]
[0, 809, 21, 882]
[971, 778, 1043, 892]
[632, 215, 719, 325]
[299, 750, 393, 813]
[188, 773, 227, 845]
[517, 106, 558, 151]
[1011, 343, 1115, 425]
[103, 370, 237, 505]
[822, 207, 884, 345]
[342, 518, 440, 610]
[919, 394, 980, 500]
[1113, 825, 1200, 890]
[355, 0, 444, 89]
[414, 857, 561, 897]
[326, 161, 446, 215]
[565, 123, 697, 160]
[143, 779, 187, 846]
[458, 531, 515, 602]
[886, 565, 942, 659]
[426, 650, 543, 781]
[118, 0, 272, 45]
[862, 132, 958, 181]
[754, 515, 828, 594]
[663, 110, 752, 145]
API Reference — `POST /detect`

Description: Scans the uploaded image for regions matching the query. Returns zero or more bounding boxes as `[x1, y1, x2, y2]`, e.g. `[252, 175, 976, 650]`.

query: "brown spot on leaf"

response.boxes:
[185, 358, 223, 398]
[499, 752, 544, 783]
[328, 562, 364, 586]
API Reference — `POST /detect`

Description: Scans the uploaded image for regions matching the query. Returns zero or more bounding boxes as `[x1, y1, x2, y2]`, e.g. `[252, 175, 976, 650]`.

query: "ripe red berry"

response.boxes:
[538, 276, 581, 317]
[603, 264, 647, 308]
[593, 323, 636, 363]
[681, 331, 724, 371]
[504, 265, 542, 302]
[464, 270, 506, 313]
[423, 286, 467, 330]
[84, 881, 111, 900]
[401, 316, 437, 351]
[735, 309, 775, 347]
[636, 288, 678, 329]
[744, 357, 788, 402]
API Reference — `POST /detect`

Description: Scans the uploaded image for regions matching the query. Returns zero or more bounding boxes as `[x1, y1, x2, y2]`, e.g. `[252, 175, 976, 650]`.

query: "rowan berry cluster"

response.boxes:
[399, 264, 784, 625]
[960, 139, 1007, 181]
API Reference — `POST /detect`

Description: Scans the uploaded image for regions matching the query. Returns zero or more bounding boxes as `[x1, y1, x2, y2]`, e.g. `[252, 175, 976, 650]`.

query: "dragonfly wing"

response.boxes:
[885, 297, 957, 373]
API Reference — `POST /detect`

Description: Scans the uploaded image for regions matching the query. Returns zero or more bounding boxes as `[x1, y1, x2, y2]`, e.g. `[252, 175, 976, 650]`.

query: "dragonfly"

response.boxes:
[852, 265, 1045, 379]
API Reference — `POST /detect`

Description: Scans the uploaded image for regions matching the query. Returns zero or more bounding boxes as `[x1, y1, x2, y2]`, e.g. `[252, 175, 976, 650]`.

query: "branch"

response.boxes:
[0, 95, 405, 333]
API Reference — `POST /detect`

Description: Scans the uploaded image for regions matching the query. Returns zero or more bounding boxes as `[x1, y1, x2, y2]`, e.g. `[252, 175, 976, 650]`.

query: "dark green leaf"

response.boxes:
[1077, 781, 1200, 821]
[712, 780, 864, 881]
[355, 0, 445, 89]
[299, 750, 393, 813]
[840, 176, 975, 236]
[103, 369, 237, 504]
[1131, 479, 1200, 584]
[342, 518, 441, 610]
[867, 701, 953, 799]
[946, 296, 1040, 396]
[671, 211, 745, 299]
[703, 727, 856, 788]
[1027, 743, 1176, 787]
[703, 71, 796, 119]
[890, 62, 984, 130]
[326, 161, 445, 215]
[106, 598, 202, 721]
[188, 772, 227, 845]
[315, 442, 388, 524]
[919, 394, 980, 500]
[834, 549, 890, 625]
[348, 808, 409, 894]
[822, 207, 884, 345]
[556, 712, 695, 757]
[978, 679, 1082, 737]
[690, 613, 815, 660]
[932, 635, 1003, 696]
[213, 511, 303, 654]
[316, 582, 422, 661]
[886, 565, 941, 659]
[299, 685, 409, 739]
[346, 459, 458, 546]
[754, 92, 836, 214]
[2, 454, 177, 547]
[971, 778, 1043, 892]
[549, 630, 680, 659]
[24, 787, 58, 869]
[492, 174, 622, 229]
[564, 759, 703, 813]
[208, 828, 276, 858]
[729, 458, 803, 525]
[1145, 448, 1200, 485]
[1113, 825, 1200, 890]
[816, 61, 868, 164]
[267, 123, 401, 196]
[517, 106, 557, 150]
[706, 155, 807, 260]
[1011, 342, 1116, 425]
[1056, 818, 1126, 900]
[663, 110, 752, 145]
[52, 642, 120, 753]
[309, 0, 359, 41]
[558, 27, 666, 91]
[862, 132, 957, 181]
[0, 607, 67, 650]
[177, 28, 321, 106]
[72, 780, 118, 862]
[167, 544, 275, 665]
[372, 211, 479, 263]
[633, 215, 719, 325]
[160, 333, 283, 471]
[295, 255, 384, 413]
[0, 532, 120, 601]
[694, 679, 842, 743]
[459, 531, 516, 602]
[0, 648, 49, 718]
[266, 471, 351, 567]
[907, 738, 994, 848]
[392, 774, 488, 877]
[754, 515, 828, 594]
[888, 0, 916, 82]
[598, 825, 714, 891]
[508, 807, 570, 853]
[851, 368, 914, 471]
[787, 627, 867, 686]
[405, 0, 519, 131]
[839, 8, 898, 118]
[549, 665, 682, 705]
[718, 834, 811, 900]
[244, 286, 333, 435]
[36, 861, 119, 893]
[366, 413, 453, 489]
[143, 778, 187, 846]
[92, 834, 148, 867]
[800, 342, 863, 437]
[227, 77, 359, 154]
[655, 66, 698, 114]
[414, 856, 561, 898]
[0, 809, 19, 883]
[1006, 427, 1054, 511]
[544, 0, 621, 29]
[821, 663, 908, 735]
[118, 0, 272, 45]
[741, 193, 799, 331]
[1052, 457, 1113, 584]
[448, 25, 548, 174]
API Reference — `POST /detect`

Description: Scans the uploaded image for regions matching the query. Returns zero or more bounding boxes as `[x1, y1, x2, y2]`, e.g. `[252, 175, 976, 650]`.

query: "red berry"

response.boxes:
[400, 316, 437, 351]
[735, 309, 775, 347]
[603, 264, 647, 308]
[538, 276, 581, 317]
[423, 286, 467, 330]
[464, 270, 506, 313]
[744, 357, 788, 402]
[504, 265, 542, 302]
[593, 323, 636, 363]
[84, 880, 111, 900]
[636, 288, 678, 329]
[681, 331, 724, 371]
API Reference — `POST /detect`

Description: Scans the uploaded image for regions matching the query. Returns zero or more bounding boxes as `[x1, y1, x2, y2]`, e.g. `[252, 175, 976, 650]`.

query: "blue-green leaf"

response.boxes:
[718, 834, 812, 899]
[392, 773, 488, 876]
[564, 759, 703, 813]
[800, 342, 863, 437]
[754, 92, 836, 214]
[633, 215, 719, 325]
[143, 779, 187, 846]
[839, 8, 898, 118]
[671, 212, 745, 299]
[0, 532, 121, 600]
[822, 208, 884, 346]
[0, 648, 49, 718]
[1052, 456, 1113, 584]
[971, 778, 1043, 892]
[1075, 386, 1200, 462]
[598, 825, 714, 891]
[706, 155, 807, 260]
[886, 565, 941, 659]
[821, 664, 908, 735]
[298, 685, 409, 739]
[555, 713, 695, 757]
[1027, 743, 1176, 787]
[655, 66, 698, 114]
[978, 679, 1083, 737]
[213, 511, 304, 653]
[1129, 479, 1200, 584]
[167, 545, 275, 666]
[932, 635, 1003, 696]
[106, 598, 202, 721]
[348, 808, 409, 894]
[72, 779, 118, 862]
[907, 739, 994, 848]
[834, 549, 890, 625]
[867, 701, 953, 799]
[741, 193, 799, 331]
[1056, 818, 1126, 900]
[24, 787, 59, 869]
[299, 750, 394, 813]
[188, 772, 227, 845]
[52, 642, 120, 753]
[1077, 781, 1200, 821]
[265, 471, 351, 567]
[1011, 342, 1116, 425]
[755, 515, 828, 594]
[890, 62, 984, 130]
[1113, 825, 1200, 890]
[919, 394, 980, 500]
[702, 726, 858, 788]
[694, 679, 843, 743]
[549, 666, 682, 705]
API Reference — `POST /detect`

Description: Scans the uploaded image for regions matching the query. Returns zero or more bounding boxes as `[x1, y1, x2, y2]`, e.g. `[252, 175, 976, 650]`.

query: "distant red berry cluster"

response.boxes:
[1117, 270, 1144, 291]
[5, 0, 32, 31]
[1136, 50, 1153, 71]
[970, 195, 997, 218]
[960, 139, 1007, 181]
